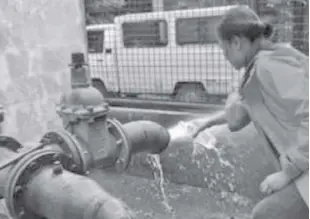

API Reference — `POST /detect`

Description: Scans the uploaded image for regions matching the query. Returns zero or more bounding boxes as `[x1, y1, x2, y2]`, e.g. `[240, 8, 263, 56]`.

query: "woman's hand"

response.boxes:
[186, 111, 227, 138]
[260, 171, 292, 195]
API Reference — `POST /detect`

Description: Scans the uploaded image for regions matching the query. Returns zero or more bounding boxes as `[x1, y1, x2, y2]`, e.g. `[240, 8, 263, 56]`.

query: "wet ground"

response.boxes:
[90, 170, 252, 219]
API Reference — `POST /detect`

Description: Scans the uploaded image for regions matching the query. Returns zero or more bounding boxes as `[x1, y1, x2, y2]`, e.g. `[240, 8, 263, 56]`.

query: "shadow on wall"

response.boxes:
[0, 0, 87, 143]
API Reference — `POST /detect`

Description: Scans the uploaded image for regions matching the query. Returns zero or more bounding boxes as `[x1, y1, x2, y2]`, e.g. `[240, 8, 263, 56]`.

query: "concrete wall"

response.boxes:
[0, 0, 87, 143]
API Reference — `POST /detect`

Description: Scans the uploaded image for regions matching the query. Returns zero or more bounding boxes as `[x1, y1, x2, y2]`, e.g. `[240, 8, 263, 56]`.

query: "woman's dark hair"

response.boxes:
[217, 6, 274, 42]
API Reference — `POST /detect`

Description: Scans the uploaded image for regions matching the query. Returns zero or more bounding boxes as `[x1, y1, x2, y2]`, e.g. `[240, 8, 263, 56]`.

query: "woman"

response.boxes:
[191, 5, 309, 219]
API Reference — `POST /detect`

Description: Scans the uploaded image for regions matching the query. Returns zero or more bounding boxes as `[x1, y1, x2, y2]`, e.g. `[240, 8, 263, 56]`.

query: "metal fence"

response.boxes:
[85, 0, 309, 104]
[255, 0, 309, 54]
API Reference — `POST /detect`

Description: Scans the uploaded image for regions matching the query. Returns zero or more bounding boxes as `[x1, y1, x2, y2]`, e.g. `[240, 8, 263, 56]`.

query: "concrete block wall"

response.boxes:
[0, 0, 87, 143]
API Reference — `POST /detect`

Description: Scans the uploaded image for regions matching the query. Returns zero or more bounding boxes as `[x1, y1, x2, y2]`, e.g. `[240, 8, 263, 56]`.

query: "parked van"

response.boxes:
[87, 5, 242, 102]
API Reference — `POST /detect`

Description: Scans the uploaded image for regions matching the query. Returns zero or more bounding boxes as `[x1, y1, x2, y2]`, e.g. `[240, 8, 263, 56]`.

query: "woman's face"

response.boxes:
[218, 37, 246, 70]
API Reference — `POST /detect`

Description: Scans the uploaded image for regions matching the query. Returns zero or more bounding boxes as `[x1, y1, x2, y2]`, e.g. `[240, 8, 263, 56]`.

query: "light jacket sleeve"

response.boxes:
[224, 92, 251, 132]
[256, 56, 309, 181]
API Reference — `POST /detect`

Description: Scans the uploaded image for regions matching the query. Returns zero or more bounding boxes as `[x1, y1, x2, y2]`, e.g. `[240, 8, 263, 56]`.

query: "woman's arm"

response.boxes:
[192, 92, 251, 137]
[224, 92, 251, 132]
[194, 111, 227, 132]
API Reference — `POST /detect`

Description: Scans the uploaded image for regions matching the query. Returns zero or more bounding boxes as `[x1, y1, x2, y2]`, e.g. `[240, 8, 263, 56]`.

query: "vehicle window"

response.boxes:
[87, 31, 104, 53]
[123, 20, 168, 48]
[176, 16, 221, 45]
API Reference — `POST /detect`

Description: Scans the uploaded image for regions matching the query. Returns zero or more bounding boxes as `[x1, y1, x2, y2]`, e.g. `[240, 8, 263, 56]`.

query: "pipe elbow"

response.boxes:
[122, 120, 170, 155]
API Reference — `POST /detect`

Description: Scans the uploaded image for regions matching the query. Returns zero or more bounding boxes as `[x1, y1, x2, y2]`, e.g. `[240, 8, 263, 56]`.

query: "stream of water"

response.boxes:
[145, 118, 242, 219]
[147, 154, 175, 216]
[168, 120, 218, 154]
[145, 119, 221, 217]
[169, 120, 234, 168]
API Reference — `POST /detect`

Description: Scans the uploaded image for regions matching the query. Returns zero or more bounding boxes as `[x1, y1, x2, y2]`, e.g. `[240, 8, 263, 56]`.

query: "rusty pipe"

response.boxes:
[43, 119, 171, 173]
[122, 120, 170, 155]
[23, 166, 132, 219]
[0, 138, 132, 219]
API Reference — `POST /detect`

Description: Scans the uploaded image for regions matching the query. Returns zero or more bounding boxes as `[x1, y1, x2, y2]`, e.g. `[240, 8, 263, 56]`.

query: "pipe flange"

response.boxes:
[4, 149, 73, 219]
[107, 118, 131, 172]
[41, 130, 92, 174]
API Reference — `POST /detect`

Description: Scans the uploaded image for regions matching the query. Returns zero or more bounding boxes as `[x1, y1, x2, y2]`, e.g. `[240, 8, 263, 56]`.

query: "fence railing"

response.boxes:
[85, 0, 308, 104]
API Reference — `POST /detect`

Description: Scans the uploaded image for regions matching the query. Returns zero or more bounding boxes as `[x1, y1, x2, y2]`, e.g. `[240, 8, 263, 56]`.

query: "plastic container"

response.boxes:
[177, 121, 217, 149]
[194, 129, 217, 150]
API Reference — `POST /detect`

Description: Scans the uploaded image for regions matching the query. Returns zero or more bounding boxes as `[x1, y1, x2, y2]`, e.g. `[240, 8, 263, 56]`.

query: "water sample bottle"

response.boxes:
[194, 129, 217, 150]
[177, 121, 217, 150]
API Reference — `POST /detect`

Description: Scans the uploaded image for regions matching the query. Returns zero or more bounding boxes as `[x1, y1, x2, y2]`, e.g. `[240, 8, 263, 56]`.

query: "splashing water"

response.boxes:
[169, 120, 218, 153]
[168, 120, 234, 169]
[146, 154, 175, 216]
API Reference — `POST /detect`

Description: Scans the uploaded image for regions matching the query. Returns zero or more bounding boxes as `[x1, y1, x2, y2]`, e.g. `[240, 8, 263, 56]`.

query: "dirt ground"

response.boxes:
[90, 170, 252, 219]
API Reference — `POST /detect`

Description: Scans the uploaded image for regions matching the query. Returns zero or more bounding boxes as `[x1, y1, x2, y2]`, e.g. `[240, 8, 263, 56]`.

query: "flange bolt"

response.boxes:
[52, 161, 63, 175]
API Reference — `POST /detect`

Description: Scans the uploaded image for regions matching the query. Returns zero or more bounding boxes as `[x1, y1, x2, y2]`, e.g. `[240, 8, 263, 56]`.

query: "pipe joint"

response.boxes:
[4, 148, 73, 219]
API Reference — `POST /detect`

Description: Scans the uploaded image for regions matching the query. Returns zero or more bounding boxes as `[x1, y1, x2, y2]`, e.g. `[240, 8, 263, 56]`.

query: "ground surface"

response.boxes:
[91, 170, 252, 219]
[125, 122, 276, 203]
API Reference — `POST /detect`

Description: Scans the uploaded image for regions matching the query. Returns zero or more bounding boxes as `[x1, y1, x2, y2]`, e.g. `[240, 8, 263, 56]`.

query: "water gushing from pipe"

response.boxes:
[167, 119, 233, 168]
[147, 154, 174, 215]
[168, 120, 217, 152]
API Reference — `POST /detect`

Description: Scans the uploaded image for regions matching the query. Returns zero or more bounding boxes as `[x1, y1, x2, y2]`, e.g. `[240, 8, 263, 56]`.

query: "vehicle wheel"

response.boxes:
[91, 78, 110, 98]
[173, 83, 207, 103]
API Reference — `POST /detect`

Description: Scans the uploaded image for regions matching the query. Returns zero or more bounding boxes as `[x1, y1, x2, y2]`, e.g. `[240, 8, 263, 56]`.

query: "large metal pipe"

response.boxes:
[0, 121, 169, 219]
[42, 119, 171, 173]
[23, 166, 132, 219]
[122, 120, 170, 154]
[0, 138, 133, 219]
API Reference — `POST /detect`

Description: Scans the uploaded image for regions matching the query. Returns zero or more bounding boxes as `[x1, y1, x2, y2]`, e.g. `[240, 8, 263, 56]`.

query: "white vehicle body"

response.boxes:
[87, 6, 242, 98]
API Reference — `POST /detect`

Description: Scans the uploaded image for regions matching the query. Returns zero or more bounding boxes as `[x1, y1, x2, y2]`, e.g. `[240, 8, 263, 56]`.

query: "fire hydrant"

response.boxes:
[44, 52, 170, 174]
